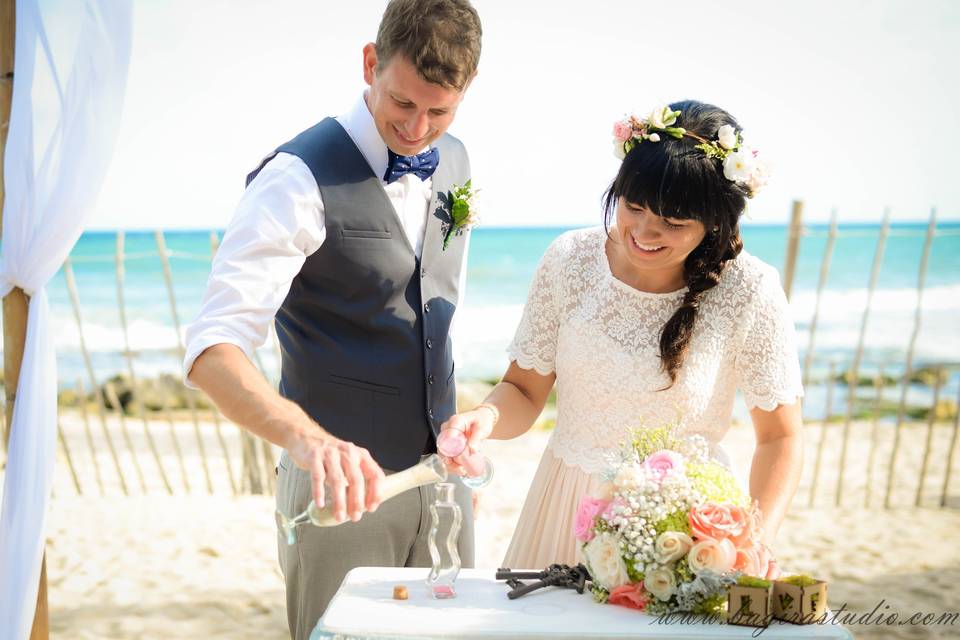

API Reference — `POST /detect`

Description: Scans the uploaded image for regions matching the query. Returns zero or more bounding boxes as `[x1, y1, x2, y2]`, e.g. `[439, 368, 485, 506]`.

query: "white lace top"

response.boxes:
[508, 226, 804, 474]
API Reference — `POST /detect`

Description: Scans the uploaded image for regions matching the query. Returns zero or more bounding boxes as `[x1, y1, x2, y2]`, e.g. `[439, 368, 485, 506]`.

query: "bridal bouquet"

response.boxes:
[574, 424, 777, 616]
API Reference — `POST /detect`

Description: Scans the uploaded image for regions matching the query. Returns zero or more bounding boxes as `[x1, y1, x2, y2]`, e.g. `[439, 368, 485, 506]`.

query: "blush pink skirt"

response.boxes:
[502, 446, 604, 570]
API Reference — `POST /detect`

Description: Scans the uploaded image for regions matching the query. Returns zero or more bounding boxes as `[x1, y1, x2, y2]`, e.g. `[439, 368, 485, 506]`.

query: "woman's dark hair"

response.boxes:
[603, 100, 749, 388]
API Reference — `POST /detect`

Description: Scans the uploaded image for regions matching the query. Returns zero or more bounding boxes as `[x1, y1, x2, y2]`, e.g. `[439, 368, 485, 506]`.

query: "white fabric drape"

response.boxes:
[0, 1, 132, 636]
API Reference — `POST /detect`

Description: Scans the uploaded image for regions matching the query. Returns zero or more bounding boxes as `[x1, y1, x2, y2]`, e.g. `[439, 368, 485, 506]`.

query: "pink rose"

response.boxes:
[689, 503, 747, 542]
[608, 583, 650, 611]
[574, 496, 609, 543]
[641, 450, 685, 485]
[687, 538, 737, 574]
[612, 121, 633, 142]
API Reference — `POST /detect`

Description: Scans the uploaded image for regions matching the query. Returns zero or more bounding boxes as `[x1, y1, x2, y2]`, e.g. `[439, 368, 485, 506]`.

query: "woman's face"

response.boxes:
[613, 197, 707, 280]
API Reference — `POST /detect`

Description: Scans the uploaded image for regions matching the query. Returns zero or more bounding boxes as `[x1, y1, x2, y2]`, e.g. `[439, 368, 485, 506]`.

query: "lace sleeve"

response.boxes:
[506, 237, 566, 375]
[735, 266, 804, 411]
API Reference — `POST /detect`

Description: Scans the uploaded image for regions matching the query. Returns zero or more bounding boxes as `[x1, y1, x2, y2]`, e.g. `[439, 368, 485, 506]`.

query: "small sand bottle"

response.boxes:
[426, 482, 463, 599]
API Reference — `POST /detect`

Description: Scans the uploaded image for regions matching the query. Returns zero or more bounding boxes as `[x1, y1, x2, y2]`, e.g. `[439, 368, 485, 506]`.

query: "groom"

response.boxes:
[183, 1, 482, 636]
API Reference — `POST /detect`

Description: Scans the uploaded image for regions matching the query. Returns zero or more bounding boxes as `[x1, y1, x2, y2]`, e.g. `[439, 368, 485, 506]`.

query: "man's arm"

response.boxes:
[182, 154, 383, 522]
[189, 343, 384, 522]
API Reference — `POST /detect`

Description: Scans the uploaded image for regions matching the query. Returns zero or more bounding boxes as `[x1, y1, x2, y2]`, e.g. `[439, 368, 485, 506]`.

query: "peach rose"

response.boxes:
[732, 507, 763, 549]
[688, 503, 747, 542]
[733, 543, 768, 577]
[687, 538, 737, 574]
[608, 583, 650, 610]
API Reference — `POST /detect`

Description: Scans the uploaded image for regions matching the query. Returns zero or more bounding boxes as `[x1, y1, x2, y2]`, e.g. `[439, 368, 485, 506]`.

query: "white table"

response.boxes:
[311, 568, 853, 640]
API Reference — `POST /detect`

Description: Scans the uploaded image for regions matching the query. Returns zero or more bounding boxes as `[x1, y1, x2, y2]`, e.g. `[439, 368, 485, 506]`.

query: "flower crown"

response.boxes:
[612, 106, 769, 197]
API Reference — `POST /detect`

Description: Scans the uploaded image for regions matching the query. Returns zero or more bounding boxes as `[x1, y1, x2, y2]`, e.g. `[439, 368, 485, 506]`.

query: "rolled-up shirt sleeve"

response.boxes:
[182, 153, 325, 389]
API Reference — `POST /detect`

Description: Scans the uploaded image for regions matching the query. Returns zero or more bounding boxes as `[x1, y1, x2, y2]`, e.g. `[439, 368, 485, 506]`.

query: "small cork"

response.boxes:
[392, 584, 408, 600]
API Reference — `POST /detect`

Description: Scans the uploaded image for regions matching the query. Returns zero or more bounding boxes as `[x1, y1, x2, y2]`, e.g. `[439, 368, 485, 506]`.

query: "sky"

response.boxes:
[41, 0, 960, 230]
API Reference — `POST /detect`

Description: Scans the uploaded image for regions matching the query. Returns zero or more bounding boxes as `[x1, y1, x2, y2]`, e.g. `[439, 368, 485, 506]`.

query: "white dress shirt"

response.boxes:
[183, 93, 470, 389]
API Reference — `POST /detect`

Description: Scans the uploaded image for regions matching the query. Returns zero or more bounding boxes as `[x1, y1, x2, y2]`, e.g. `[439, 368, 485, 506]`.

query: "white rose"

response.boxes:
[465, 193, 481, 227]
[648, 105, 668, 129]
[687, 538, 737, 574]
[717, 124, 738, 150]
[613, 139, 626, 160]
[582, 533, 630, 591]
[723, 149, 757, 184]
[654, 531, 693, 564]
[643, 566, 677, 601]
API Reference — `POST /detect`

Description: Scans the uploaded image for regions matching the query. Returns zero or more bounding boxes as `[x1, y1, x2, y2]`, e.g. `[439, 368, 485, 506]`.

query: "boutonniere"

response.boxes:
[439, 180, 480, 250]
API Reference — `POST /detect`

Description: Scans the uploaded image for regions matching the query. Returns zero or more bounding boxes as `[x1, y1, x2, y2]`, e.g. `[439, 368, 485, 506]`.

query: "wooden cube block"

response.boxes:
[772, 578, 828, 624]
[727, 584, 772, 627]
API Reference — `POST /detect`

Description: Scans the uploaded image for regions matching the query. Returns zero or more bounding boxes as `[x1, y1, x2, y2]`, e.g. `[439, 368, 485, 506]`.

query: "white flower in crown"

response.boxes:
[650, 105, 679, 129]
[717, 124, 738, 150]
[722, 148, 757, 184]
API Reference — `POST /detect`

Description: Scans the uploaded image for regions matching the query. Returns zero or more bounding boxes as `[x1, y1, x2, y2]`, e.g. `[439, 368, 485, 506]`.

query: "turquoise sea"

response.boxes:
[47, 222, 960, 420]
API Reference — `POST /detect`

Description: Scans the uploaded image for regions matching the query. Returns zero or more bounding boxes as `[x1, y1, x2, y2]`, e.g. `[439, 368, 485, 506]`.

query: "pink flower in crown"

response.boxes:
[612, 120, 633, 142]
[574, 496, 609, 543]
[688, 503, 747, 542]
[608, 583, 650, 610]
[641, 449, 686, 486]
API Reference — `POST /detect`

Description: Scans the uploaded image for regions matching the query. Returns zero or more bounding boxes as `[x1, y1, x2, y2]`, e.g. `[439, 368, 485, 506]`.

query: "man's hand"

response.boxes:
[285, 428, 385, 523]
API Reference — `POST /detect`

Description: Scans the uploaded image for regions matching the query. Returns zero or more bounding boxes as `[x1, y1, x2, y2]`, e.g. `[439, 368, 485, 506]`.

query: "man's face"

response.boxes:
[363, 44, 471, 156]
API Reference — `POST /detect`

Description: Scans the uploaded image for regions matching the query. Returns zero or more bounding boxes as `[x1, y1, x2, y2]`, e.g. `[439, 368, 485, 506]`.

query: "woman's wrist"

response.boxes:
[475, 402, 500, 426]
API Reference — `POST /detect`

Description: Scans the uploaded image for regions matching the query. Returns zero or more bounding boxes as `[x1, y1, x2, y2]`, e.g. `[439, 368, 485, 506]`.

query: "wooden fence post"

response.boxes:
[782, 200, 804, 300]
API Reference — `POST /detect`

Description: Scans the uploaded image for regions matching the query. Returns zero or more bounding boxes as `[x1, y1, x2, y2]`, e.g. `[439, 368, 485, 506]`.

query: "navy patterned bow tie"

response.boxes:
[384, 147, 440, 184]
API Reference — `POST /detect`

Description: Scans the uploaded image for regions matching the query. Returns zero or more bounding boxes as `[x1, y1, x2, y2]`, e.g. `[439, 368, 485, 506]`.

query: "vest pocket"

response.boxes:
[329, 374, 400, 395]
[341, 229, 392, 239]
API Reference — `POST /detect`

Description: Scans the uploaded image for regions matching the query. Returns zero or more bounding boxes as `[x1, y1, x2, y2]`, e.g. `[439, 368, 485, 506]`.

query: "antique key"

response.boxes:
[496, 564, 592, 599]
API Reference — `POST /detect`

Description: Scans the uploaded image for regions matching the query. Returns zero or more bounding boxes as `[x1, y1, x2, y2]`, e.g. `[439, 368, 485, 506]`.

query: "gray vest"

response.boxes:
[247, 118, 470, 470]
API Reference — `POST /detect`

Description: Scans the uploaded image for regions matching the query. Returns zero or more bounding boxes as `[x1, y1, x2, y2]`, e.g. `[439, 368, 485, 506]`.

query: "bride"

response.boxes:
[442, 100, 803, 574]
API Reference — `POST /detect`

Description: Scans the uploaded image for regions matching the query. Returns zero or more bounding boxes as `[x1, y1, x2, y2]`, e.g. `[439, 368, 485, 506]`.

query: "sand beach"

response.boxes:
[20, 396, 958, 639]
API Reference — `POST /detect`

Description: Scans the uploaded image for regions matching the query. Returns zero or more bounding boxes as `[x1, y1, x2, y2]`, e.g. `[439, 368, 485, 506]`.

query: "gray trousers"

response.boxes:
[275, 450, 475, 640]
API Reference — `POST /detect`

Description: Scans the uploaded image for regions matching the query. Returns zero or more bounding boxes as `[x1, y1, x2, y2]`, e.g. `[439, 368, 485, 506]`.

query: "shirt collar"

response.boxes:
[338, 91, 433, 183]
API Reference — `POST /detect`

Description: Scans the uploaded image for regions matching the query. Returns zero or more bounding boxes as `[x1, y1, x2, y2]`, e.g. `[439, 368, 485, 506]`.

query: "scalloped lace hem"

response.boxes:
[507, 348, 555, 376]
[743, 386, 805, 412]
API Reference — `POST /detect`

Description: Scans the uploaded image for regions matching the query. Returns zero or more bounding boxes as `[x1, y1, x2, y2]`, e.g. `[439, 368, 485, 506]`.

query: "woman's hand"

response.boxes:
[438, 404, 497, 476]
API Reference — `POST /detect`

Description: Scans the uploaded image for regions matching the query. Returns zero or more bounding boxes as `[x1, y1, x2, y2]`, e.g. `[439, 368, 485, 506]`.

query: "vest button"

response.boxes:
[426, 338, 433, 349]
[421, 268, 427, 278]
[423, 303, 431, 314]
[427, 374, 436, 385]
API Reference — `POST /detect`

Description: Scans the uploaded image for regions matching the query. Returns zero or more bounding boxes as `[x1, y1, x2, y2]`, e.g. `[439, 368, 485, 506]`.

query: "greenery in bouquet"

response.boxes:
[574, 423, 778, 616]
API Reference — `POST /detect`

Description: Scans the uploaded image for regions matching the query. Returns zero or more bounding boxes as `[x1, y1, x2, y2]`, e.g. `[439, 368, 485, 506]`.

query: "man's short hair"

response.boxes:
[375, 0, 482, 91]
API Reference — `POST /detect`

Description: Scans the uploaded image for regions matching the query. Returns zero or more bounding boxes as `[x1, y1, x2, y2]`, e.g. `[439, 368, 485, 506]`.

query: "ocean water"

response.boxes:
[42, 222, 960, 419]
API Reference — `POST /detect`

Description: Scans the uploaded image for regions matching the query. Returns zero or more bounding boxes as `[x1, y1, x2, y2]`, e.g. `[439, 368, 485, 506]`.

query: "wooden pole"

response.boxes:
[155, 230, 214, 492]
[115, 231, 174, 494]
[2, 2, 49, 638]
[884, 209, 937, 508]
[801, 209, 837, 389]
[782, 200, 804, 300]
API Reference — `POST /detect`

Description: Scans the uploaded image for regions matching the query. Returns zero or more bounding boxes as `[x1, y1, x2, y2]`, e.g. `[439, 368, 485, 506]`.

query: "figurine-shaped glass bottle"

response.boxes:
[426, 482, 463, 599]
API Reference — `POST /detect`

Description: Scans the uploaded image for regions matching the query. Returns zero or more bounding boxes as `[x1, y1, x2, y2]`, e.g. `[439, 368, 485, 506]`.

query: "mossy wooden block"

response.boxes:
[727, 583, 772, 627]
[772, 578, 828, 623]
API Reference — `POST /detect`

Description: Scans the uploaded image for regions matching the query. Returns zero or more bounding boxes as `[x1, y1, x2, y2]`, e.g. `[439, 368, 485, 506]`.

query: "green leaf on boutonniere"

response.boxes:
[441, 179, 480, 250]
